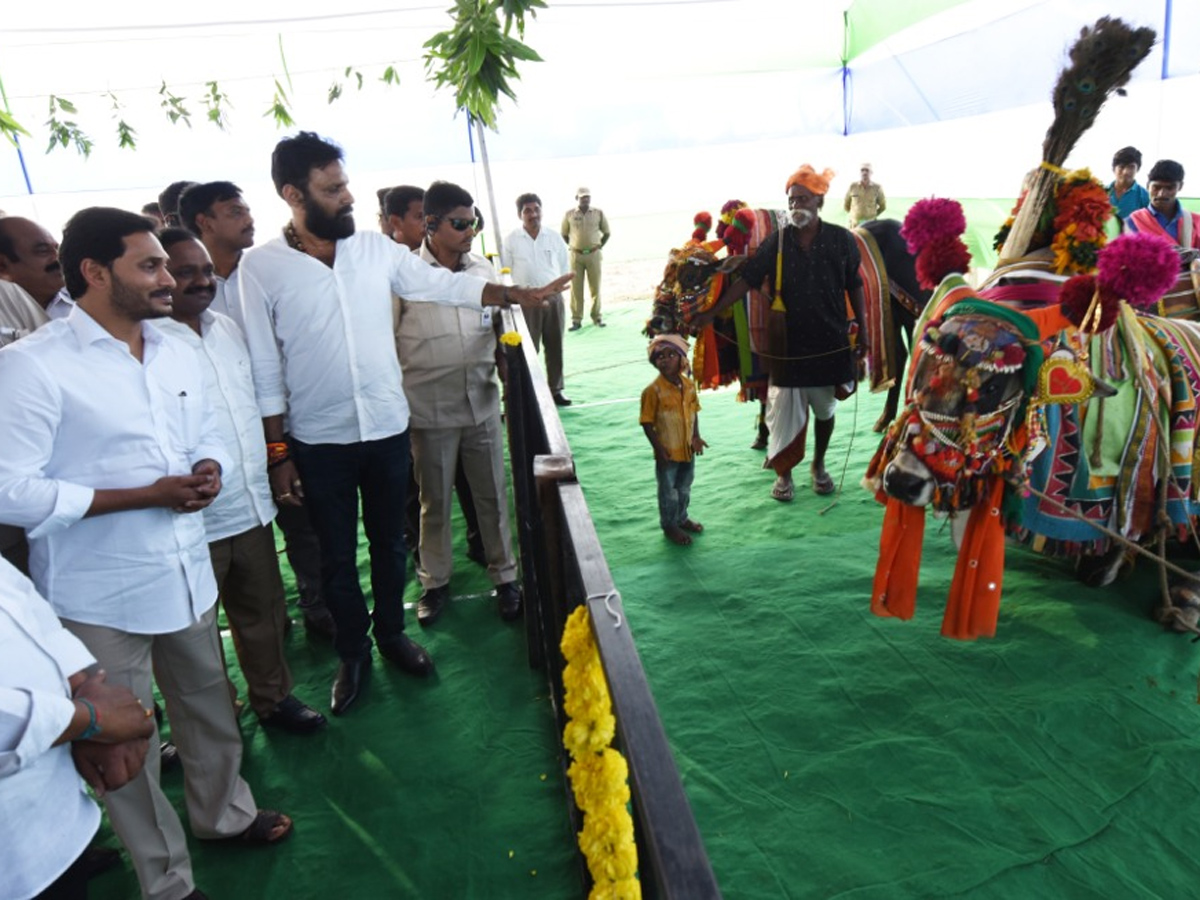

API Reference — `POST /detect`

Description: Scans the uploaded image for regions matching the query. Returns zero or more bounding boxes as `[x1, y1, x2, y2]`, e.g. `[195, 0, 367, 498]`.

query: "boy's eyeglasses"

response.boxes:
[446, 217, 480, 232]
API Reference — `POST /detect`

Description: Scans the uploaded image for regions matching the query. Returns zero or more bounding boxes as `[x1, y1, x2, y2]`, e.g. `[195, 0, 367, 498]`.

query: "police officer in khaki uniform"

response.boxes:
[561, 187, 611, 329]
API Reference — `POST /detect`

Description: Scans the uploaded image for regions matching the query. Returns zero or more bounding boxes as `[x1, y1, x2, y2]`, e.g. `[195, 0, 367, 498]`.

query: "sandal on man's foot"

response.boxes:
[680, 519, 704, 534]
[222, 810, 293, 845]
[771, 476, 794, 502]
[812, 469, 836, 496]
[663, 526, 693, 546]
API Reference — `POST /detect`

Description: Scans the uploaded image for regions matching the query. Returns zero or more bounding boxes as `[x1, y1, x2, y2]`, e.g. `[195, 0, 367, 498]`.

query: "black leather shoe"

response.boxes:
[303, 611, 337, 640]
[496, 581, 523, 622]
[260, 695, 328, 734]
[416, 585, 449, 626]
[594, 320, 606, 328]
[182, 891, 209, 900]
[330, 658, 369, 716]
[568, 322, 582, 331]
[377, 634, 434, 677]
[552, 392, 573, 407]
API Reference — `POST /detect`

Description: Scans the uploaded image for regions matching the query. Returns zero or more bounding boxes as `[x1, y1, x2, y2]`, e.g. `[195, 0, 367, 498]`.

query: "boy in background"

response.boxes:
[640, 334, 707, 546]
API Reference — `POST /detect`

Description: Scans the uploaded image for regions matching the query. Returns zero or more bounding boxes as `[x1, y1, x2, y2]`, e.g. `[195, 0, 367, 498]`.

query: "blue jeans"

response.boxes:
[655, 460, 694, 529]
[291, 432, 411, 661]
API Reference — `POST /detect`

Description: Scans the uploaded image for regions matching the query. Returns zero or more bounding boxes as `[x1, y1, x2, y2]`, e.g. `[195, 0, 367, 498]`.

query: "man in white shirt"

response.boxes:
[0, 218, 72, 581]
[0, 216, 70, 317]
[397, 181, 523, 627]
[179, 182, 335, 639]
[177, 181, 255, 318]
[507, 192, 572, 406]
[237, 132, 570, 716]
[0, 556, 155, 900]
[157, 229, 326, 735]
[0, 208, 292, 900]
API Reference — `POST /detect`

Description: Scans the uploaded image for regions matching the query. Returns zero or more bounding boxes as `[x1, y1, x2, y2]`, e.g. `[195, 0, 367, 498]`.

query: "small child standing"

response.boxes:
[640, 334, 708, 546]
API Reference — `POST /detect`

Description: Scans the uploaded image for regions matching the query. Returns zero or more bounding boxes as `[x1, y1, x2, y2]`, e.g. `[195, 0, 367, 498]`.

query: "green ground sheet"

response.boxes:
[94, 301, 1200, 899]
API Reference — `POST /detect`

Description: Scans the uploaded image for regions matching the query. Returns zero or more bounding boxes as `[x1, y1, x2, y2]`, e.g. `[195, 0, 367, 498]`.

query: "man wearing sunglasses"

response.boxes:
[237, 134, 570, 716]
[395, 181, 523, 628]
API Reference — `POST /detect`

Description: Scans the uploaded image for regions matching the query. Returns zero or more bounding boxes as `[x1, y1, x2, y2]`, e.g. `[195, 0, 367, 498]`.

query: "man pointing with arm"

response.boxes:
[237, 132, 569, 716]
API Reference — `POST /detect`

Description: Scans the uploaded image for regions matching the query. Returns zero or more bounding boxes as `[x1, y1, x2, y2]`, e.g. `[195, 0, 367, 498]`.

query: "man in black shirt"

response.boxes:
[699, 165, 867, 501]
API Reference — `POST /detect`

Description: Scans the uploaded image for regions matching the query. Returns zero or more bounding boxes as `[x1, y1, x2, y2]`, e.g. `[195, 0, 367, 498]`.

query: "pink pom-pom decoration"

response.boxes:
[900, 198, 968, 256]
[914, 236, 971, 289]
[1096, 232, 1181, 310]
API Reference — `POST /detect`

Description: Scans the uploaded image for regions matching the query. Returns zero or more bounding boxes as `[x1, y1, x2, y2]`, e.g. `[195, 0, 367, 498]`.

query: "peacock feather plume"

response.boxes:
[1043, 17, 1156, 165]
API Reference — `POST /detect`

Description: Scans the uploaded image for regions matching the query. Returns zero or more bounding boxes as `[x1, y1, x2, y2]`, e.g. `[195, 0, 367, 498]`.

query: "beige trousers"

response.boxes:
[411, 415, 517, 589]
[64, 608, 258, 900]
[524, 291, 565, 394]
[209, 523, 294, 716]
[569, 250, 603, 324]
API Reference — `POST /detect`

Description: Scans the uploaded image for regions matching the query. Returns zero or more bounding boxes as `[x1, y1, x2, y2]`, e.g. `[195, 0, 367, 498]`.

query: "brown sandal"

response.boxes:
[680, 519, 704, 534]
[225, 809, 293, 845]
[663, 526, 693, 546]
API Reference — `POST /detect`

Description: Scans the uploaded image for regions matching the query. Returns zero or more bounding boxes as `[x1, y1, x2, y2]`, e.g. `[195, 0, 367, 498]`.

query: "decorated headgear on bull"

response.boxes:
[645, 211, 730, 339]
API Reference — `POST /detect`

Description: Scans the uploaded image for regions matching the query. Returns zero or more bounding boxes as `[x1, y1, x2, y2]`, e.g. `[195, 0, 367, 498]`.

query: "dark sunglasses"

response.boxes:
[446, 217, 480, 232]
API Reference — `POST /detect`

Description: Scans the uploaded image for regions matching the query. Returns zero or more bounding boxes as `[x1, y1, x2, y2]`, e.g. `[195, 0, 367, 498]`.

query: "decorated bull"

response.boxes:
[866, 188, 1198, 639]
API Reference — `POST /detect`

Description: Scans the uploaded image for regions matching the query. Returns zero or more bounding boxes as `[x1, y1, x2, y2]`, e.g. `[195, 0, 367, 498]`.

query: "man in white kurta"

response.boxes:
[157, 230, 325, 734]
[180, 181, 333, 637]
[236, 133, 568, 715]
[0, 556, 155, 899]
[0, 208, 286, 900]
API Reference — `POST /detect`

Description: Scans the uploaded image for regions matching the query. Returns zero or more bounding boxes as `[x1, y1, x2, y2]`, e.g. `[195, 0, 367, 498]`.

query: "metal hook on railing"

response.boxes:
[589, 590, 623, 629]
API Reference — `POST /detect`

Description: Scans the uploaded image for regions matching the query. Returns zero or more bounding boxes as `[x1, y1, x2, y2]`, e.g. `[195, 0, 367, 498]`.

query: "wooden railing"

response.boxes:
[500, 308, 721, 899]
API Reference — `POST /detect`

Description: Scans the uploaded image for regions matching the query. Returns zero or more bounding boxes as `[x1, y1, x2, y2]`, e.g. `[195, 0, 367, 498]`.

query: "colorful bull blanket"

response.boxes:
[1017, 309, 1200, 553]
[851, 225, 897, 395]
[963, 258, 1200, 552]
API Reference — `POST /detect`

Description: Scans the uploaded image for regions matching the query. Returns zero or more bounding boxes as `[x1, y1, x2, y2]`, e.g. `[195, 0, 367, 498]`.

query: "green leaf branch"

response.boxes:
[422, 0, 544, 129]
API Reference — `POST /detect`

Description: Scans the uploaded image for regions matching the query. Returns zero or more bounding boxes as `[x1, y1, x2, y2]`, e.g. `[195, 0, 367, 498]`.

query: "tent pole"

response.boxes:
[841, 9, 850, 136]
[0, 71, 34, 195]
[472, 116, 505, 269]
[1161, 0, 1172, 80]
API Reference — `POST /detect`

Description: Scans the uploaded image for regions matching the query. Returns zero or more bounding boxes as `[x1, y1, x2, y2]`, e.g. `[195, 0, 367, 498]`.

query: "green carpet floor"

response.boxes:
[91, 535, 579, 896]
[560, 305, 1200, 900]
[92, 299, 1200, 899]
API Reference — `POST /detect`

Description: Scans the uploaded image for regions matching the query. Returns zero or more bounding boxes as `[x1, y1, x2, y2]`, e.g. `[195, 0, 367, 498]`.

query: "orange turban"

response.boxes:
[786, 165, 836, 196]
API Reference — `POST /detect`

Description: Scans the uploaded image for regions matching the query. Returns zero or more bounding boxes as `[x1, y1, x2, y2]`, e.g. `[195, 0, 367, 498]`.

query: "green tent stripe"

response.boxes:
[845, 0, 974, 61]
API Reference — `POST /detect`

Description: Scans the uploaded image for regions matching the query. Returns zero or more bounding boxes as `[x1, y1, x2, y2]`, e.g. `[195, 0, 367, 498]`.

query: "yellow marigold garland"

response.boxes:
[499, 331, 522, 346]
[560, 606, 641, 899]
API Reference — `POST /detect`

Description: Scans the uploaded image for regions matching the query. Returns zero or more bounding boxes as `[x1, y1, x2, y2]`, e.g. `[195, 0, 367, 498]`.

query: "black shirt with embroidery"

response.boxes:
[739, 219, 862, 387]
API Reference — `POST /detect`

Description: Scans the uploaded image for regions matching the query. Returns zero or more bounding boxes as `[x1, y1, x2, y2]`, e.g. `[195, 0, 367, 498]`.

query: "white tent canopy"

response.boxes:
[1, 0, 1194, 265]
